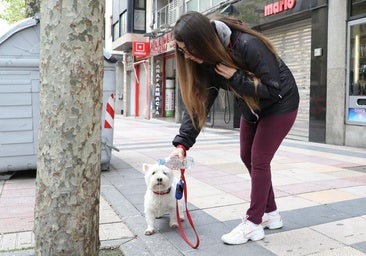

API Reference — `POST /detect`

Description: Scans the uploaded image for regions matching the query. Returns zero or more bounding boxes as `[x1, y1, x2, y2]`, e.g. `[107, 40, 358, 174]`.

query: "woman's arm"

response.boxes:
[172, 85, 219, 150]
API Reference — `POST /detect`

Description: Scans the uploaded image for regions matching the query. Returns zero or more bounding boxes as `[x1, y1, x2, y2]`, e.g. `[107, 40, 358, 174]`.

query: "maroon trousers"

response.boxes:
[240, 109, 298, 224]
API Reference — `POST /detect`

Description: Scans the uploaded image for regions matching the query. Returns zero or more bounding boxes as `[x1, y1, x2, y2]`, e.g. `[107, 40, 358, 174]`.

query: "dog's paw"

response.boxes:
[169, 222, 178, 228]
[144, 228, 155, 235]
[179, 216, 185, 222]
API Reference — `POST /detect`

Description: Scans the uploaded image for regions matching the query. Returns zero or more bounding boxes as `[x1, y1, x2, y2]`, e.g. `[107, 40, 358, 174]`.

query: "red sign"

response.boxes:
[132, 42, 150, 57]
[264, 0, 296, 16]
[150, 31, 175, 56]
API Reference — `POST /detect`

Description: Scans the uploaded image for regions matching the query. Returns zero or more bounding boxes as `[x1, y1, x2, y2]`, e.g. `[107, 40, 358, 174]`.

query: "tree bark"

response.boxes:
[35, 0, 105, 255]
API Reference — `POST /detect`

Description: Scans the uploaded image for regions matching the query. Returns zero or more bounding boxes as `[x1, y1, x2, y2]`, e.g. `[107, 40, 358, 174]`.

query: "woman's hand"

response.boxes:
[169, 146, 186, 162]
[215, 62, 237, 79]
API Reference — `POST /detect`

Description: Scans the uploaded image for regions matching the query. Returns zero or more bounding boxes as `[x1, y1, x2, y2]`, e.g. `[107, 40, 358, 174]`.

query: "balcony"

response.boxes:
[112, 33, 147, 52]
[154, 0, 184, 31]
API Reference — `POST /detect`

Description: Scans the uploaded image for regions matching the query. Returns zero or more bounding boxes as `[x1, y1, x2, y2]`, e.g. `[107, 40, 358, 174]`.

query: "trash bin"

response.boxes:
[0, 16, 117, 172]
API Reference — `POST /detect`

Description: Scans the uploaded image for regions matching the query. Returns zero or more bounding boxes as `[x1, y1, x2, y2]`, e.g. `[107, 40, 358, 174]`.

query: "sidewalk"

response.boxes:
[1, 116, 366, 255]
[0, 171, 135, 255]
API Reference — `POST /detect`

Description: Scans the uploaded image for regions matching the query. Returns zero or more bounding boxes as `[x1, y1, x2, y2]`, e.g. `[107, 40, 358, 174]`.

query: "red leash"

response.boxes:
[175, 168, 200, 249]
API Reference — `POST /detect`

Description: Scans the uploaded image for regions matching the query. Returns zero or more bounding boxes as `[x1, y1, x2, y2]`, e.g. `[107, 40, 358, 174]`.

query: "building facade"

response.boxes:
[111, 0, 366, 148]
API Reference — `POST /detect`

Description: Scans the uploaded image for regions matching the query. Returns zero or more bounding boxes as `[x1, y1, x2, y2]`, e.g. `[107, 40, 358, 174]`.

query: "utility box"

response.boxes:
[0, 16, 117, 172]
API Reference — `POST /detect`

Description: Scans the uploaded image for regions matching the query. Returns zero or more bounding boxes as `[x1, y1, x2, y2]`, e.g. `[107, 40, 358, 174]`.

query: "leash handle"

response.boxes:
[176, 168, 200, 249]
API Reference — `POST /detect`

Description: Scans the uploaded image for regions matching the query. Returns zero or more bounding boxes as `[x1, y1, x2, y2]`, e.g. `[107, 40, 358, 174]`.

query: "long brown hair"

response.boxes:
[174, 11, 278, 129]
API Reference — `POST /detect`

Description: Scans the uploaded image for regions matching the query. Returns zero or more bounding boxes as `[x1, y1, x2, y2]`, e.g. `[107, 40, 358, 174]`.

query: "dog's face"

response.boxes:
[143, 163, 174, 192]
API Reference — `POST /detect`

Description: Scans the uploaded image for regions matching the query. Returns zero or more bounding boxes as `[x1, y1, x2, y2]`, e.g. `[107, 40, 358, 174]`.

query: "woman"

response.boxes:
[170, 11, 299, 245]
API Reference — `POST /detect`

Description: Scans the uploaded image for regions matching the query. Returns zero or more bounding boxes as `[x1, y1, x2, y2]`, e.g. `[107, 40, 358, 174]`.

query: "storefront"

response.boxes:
[347, 1, 366, 126]
[218, 0, 328, 142]
[121, 0, 366, 147]
[121, 42, 150, 119]
[137, 0, 328, 142]
[262, 19, 312, 141]
[325, 0, 366, 148]
[149, 31, 179, 120]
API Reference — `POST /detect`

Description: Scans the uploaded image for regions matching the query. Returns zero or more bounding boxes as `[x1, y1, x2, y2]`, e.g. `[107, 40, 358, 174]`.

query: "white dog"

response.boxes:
[143, 163, 184, 235]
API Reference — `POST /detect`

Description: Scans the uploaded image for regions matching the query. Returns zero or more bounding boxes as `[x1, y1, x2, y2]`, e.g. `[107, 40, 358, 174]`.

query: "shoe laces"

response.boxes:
[233, 216, 252, 232]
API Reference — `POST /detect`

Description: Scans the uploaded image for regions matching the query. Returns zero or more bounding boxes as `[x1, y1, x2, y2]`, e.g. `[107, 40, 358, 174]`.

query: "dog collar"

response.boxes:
[153, 187, 171, 195]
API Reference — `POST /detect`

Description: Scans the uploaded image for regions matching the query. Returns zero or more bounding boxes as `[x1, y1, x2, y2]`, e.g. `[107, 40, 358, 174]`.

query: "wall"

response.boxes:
[326, 0, 347, 145]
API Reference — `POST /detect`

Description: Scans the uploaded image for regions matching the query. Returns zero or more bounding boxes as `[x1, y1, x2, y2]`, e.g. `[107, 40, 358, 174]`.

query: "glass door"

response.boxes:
[347, 18, 366, 124]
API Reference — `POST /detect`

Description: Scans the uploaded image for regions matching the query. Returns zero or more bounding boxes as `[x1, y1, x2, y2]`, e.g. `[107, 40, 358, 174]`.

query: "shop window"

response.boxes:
[347, 18, 366, 124]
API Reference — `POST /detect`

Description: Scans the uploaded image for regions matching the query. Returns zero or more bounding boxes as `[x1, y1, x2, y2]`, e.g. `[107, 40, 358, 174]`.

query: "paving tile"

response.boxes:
[312, 216, 366, 245]
[215, 180, 251, 194]
[183, 178, 225, 197]
[0, 216, 34, 233]
[341, 185, 366, 197]
[282, 204, 351, 229]
[346, 175, 366, 184]
[203, 203, 250, 221]
[0, 196, 35, 207]
[299, 189, 362, 204]
[328, 198, 366, 217]
[203, 174, 245, 186]
[188, 192, 245, 210]
[99, 222, 134, 241]
[275, 195, 320, 212]
[353, 240, 366, 254]
[2, 179, 35, 189]
[257, 227, 343, 255]
[0, 231, 34, 251]
[217, 186, 250, 200]
[278, 168, 337, 183]
[99, 207, 121, 224]
[0, 233, 16, 251]
[329, 169, 366, 178]
[306, 246, 366, 256]
[278, 182, 325, 195]
[0, 188, 35, 198]
[0, 205, 34, 218]
[15, 231, 34, 249]
[271, 173, 303, 186]
[313, 178, 366, 190]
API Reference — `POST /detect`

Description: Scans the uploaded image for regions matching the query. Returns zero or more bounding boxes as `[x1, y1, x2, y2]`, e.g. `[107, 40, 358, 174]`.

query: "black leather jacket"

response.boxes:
[172, 31, 300, 150]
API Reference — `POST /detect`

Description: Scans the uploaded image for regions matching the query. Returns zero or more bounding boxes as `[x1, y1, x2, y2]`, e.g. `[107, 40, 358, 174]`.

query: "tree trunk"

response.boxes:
[34, 1, 105, 255]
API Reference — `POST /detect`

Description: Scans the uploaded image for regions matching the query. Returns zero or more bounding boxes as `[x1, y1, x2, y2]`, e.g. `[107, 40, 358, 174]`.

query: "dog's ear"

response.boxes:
[142, 163, 150, 173]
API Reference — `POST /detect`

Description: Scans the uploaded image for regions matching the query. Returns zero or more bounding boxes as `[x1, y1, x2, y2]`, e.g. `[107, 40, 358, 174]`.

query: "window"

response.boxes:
[113, 21, 120, 40]
[134, 0, 145, 31]
[135, 0, 145, 9]
[186, 0, 198, 12]
[347, 18, 366, 124]
[199, 0, 210, 12]
[121, 11, 127, 35]
[350, 0, 366, 18]
[134, 9, 145, 31]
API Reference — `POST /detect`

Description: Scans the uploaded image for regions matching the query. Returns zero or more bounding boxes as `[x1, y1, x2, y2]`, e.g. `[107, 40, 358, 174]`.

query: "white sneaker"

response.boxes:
[221, 218, 264, 245]
[261, 211, 283, 230]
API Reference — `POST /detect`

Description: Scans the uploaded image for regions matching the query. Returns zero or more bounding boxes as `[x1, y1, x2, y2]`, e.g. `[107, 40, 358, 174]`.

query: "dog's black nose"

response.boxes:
[157, 178, 163, 183]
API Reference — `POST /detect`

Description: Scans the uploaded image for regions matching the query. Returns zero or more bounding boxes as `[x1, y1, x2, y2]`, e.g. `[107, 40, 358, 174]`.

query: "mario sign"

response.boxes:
[132, 42, 150, 57]
[264, 0, 296, 16]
